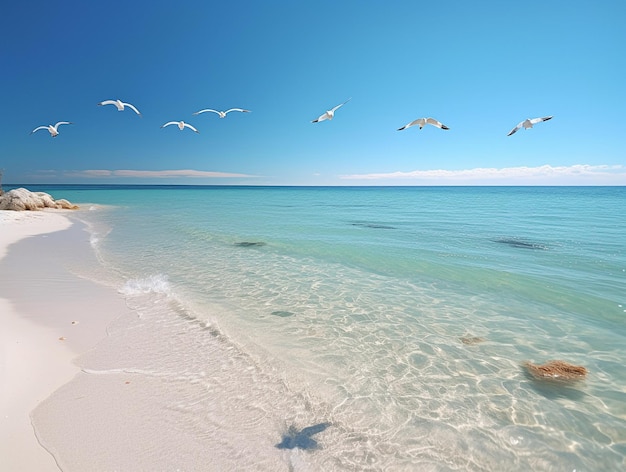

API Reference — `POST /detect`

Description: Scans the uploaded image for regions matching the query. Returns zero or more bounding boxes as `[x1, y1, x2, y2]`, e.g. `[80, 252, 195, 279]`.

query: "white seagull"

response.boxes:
[161, 121, 199, 133]
[31, 121, 72, 137]
[312, 98, 351, 123]
[193, 108, 250, 118]
[507, 116, 553, 136]
[397, 117, 450, 131]
[98, 99, 142, 116]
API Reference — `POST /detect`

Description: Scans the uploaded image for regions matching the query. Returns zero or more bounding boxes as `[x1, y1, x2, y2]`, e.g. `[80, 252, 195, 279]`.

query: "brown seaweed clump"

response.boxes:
[459, 336, 485, 345]
[523, 360, 587, 382]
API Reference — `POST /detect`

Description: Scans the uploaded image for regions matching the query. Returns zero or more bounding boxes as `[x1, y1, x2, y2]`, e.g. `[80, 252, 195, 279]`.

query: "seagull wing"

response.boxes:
[183, 123, 199, 133]
[98, 100, 116, 107]
[312, 113, 329, 123]
[193, 109, 220, 116]
[161, 122, 178, 128]
[122, 102, 142, 115]
[31, 126, 48, 134]
[54, 121, 72, 128]
[529, 116, 552, 124]
[507, 122, 524, 136]
[224, 108, 250, 114]
[330, 98, 351, 113]
[398, 118, 425, 131]
[426, 117, 449, 130]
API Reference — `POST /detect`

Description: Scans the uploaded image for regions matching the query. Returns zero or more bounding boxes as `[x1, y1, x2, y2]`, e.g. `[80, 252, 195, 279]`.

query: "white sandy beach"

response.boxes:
[0, 210, 130, 471]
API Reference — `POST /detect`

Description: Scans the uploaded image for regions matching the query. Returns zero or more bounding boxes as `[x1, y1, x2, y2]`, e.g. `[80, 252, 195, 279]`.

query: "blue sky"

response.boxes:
[1, 1, 624, 186]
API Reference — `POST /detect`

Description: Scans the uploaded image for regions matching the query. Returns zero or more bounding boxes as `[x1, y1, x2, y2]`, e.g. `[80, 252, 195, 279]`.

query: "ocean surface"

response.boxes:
[15, 185, 626, 470]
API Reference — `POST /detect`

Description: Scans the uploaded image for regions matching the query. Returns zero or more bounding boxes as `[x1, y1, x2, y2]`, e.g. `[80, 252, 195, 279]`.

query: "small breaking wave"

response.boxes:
[89, 233, 100, 247]
[119, 274, 171, 296]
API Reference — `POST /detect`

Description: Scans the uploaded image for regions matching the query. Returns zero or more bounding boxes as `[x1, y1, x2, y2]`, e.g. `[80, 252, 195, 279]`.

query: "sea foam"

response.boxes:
[119, 274, 171, 296]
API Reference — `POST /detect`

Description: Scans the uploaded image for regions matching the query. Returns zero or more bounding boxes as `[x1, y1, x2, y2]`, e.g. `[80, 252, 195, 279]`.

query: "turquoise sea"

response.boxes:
[14, 185, 626, 470]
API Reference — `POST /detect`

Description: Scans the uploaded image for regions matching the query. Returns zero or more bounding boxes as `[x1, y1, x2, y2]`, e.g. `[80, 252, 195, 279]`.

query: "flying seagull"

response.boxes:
[312, 98, 351, 123]
[193, 108, 250, 118]
[161, 121, 199, 133]
[31, 121, 72, 137]
[507, 116, 552, 136]
[397, 117, 450, 131]
[98, 99, 142, 116]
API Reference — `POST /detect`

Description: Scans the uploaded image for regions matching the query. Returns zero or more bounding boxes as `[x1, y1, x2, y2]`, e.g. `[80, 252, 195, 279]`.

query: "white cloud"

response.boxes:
[340, 164, 626, 185]
[78, 169, 115, 177]
[63, 169, 259, 179]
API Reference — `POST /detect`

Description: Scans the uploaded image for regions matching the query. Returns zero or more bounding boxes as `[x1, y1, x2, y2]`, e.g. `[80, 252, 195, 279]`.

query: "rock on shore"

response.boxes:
[0, 188, 79, 211]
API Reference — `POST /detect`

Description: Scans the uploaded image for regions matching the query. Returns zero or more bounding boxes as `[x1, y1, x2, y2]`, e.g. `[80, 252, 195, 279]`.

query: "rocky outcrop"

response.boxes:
[0, 188, 79, 211]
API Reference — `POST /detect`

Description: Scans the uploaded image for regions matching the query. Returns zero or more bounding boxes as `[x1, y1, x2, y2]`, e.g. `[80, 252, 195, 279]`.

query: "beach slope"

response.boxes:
[0, 210, 130, 471]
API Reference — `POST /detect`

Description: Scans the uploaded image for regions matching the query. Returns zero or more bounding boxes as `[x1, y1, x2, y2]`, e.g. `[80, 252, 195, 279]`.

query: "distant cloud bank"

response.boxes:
[340, 164, 626, 185]
[63, 169, 259, 179]
[25, 165, 625, 186]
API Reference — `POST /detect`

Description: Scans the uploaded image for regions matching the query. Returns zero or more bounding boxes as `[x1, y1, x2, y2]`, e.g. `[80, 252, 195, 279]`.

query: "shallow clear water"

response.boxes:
[25, 185, 626, 470]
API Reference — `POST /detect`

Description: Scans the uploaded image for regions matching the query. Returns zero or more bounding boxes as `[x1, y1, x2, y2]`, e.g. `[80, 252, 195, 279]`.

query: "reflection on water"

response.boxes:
[32, 186, 626, 471]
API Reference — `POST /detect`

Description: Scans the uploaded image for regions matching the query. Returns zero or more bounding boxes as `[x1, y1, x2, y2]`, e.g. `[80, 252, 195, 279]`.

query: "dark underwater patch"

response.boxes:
[271, 310, 295, 318]
[493, 238, 548, 250]
[275, 422, 331, 450]
[350, 221, 396, 230]
[234, 241, 266, 247]
[459, 336, 485, 345]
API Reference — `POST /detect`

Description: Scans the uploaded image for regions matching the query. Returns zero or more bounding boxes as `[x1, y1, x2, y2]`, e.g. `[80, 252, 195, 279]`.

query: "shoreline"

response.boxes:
[0, 210, 131, 471]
